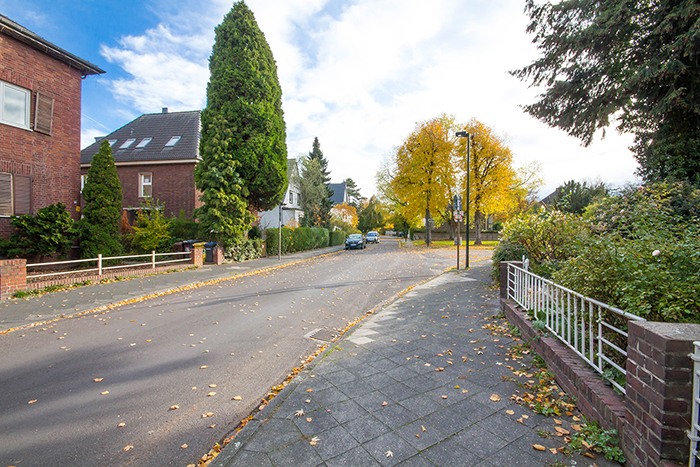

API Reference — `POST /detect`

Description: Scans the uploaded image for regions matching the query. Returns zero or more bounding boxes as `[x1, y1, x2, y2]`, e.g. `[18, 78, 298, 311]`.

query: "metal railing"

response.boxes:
[27, 251, 193, 280]
[506, 263, 645, 395]
[689, 342, 700, 467]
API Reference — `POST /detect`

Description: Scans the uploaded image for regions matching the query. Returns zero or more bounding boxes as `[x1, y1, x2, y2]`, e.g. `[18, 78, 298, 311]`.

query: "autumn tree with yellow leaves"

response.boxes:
[385, 115, 541, 245]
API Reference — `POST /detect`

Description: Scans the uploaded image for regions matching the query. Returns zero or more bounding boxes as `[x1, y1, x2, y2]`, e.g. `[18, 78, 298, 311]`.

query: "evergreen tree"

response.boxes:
[512, 0, 700, 184]
[343, 177, 364, 208]
[296, 157, 332, 228]
[309, 137, 330, 184]
[200, 0, 288, 216]
[300, 138, 333, 226]
[357, 196, 385, 233]
[80, 139, 123, 258]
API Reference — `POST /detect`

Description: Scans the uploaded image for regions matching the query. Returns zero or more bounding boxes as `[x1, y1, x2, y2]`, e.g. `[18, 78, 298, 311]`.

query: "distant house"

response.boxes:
[0, 14, 104, 239]
[328, 183, 348, 206]
[80, 109, 202, 221]
[257, 159, 302, 230]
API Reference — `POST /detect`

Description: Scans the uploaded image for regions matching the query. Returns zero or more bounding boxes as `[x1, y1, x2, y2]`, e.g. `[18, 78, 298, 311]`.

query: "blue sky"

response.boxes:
[5, 0, 640, 198]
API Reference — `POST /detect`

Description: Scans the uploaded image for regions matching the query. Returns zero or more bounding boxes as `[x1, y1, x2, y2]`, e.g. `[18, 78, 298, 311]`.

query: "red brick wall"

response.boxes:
[81, 162, 202, 219]
[0, 258, 27, 299]
[0, 34, 83, 239]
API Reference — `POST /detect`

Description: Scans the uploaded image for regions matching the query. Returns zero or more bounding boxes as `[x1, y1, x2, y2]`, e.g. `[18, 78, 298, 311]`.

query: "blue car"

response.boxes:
[345, 233, 366, 250]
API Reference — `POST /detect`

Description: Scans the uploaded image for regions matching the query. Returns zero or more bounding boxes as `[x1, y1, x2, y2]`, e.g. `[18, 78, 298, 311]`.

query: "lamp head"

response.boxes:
[455, 131, 469, 137]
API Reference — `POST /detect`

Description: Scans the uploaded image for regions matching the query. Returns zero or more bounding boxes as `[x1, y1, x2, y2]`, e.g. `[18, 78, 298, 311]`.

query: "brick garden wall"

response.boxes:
[0, 34, 84, 239]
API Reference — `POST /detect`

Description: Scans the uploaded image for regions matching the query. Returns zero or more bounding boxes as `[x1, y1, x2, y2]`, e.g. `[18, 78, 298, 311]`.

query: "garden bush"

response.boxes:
[226, 238, 263, 262]
[130, 202, 173, 253]
[329, 230, 347, 246]
[265, 227, 295, 255]
[0, 203, 77, 260]
[265, 227, 330, 255]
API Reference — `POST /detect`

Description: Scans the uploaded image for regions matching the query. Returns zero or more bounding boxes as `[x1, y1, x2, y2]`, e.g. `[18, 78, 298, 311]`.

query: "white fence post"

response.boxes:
[98, 254, 102, 276]
[151, 251, 156, 270]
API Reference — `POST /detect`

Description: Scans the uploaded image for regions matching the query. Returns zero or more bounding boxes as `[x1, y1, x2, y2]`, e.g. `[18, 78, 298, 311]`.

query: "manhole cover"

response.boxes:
[305, 328, 341, 343]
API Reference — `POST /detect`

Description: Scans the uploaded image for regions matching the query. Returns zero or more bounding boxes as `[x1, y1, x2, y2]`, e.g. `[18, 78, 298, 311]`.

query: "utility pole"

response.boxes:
[456, 131, 470, 268]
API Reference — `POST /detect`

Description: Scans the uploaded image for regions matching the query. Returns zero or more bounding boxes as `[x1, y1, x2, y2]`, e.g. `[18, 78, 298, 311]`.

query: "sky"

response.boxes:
[5, 0, 641, 199]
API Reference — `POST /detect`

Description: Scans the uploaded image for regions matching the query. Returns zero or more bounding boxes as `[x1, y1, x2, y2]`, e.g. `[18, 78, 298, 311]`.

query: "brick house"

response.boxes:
[80, 109, 203, 221]
[0, 14, 104, 239]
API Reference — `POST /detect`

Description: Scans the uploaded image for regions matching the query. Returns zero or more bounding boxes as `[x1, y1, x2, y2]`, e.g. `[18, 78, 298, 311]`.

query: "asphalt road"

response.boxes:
[0, 240, 485, 467]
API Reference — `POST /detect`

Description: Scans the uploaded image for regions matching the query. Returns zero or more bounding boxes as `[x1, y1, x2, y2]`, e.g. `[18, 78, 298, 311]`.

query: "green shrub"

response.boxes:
[310, 227, 329, 249]
[1, 203, 77, 260]
[226, 238, 263, 261]
[329, 230, 347, 246]
[265, 226, 330, 255]
[169, 210, 200, 242]
[130, 201, 173, 253]
[265, 227, 295, 255]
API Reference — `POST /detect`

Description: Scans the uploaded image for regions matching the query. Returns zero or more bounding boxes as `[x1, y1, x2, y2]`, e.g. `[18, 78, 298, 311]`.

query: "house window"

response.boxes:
[1, 80, 31, 130]
[108, 139, 117, 146]
[80, 174, 87, 192]
[289, 191, 293, 204]
[136, 138, 152, 148]
[165, 136, 181, 147]
[0, 172, 31, 216]
[120, 138, 136, 149]
[139, 172, 152, 197]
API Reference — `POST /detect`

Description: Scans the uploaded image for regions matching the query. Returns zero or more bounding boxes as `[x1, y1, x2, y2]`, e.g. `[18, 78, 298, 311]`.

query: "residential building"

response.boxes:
[0, 14, 104, 239]
[257, 159, 302, 230]
[328, 182, 348, 206]
[80, 109, 202, 221]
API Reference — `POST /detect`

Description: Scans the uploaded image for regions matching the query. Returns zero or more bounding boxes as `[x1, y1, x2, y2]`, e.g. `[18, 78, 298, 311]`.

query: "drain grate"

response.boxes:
[305, 328, 341, 343]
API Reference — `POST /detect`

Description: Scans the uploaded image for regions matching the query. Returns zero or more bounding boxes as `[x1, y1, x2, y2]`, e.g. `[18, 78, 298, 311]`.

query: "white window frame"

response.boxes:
[289, 191, 294, 204]
[0, 80, 31, 130]
[139, 172, 152, 198]
[80, 174, 87, 193]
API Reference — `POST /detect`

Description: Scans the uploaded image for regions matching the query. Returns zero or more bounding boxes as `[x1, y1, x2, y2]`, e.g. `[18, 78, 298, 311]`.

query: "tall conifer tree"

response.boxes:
[197, 0, 288, 240]
[80, 139, 123, 258]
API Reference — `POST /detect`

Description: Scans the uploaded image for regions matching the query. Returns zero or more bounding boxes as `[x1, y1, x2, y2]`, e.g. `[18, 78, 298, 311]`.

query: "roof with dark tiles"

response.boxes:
[81, 109, 201, 165]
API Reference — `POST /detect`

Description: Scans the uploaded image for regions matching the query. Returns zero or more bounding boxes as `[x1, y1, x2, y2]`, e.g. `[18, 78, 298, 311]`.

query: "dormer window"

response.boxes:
[136, 138, 152, 148]
[165, 136, 181, 147]
[108, 139, 117, 146]
[120, 138, 136, 149]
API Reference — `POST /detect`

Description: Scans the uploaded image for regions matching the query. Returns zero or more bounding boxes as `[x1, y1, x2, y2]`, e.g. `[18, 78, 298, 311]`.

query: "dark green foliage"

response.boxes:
[202, 1, 288, 212]
[80, 139, 123, 259]
[343, 178, 364, 208]
[168, 210, 201, 242]
[297, 156, 333, 228]
[512, 0, 700, 184]
[1, 203, 77, 260]
[357, 196, 385, 233]
[309, 137, 330, 184]
[248, 225, 262, 239]
[130, 200, 173, 253]
[195, 114, 254, 247]
[225, 238, 263, 261]
[264, 226, 329, 255]
[491, 241, 529, 284]
[329, 230, 347, 246]
[549, 180, 608, 215]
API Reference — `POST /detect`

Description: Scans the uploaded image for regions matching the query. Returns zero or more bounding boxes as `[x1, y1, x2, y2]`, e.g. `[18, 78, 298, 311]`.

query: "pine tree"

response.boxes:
[309, 137, 330, 184]
[199, 0, 288, 217]
[343, 178, 363, 207]
[80, 139, 123, 258]
[301, 138, 333, 227]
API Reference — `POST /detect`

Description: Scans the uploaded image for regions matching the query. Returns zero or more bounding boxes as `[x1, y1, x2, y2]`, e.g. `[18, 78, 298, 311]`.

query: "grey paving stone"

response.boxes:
[449, 396, 499, 422]
[293, 407, 339, 436]
[272, 393, 320, 419]
[372, 402, 420, 429]
[395, 419, 448, 451]
[364, 371, 400, 390]
[338, 378, 377, 398]
[420, 437, 482, 467]
[343, 413, 392, 444]
[371, 357, 401, 371]
[323, 368, 358, 385]
[384, 366, 420, 383]
[327, 399, 368, 424]
[311, 424, 359, 461]
[451, 425, 509, 459]
[393, 453, 438, 467]
[482, 442, 545, 467]
[310, 386, 349, 406]
[402, 374, 443, 393]
[325, 445, 381, 467]
[379, 381, 419, 402]
[421, 406, 471, 436]
[222, 449, 273, 467]
[348, 363, 382, 378]
[243, 419, 302, 453]
[355, 389, 394, 411]
[362, 432, 419, 467]
[296, 375, 334, 392]
[476, 412, 532, 442]
[267, 439, 324, 467]
[398, 393, 443, 418]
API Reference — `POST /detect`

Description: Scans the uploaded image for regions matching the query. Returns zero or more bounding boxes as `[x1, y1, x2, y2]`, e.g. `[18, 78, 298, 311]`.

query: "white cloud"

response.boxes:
[90, 0, 641, 198]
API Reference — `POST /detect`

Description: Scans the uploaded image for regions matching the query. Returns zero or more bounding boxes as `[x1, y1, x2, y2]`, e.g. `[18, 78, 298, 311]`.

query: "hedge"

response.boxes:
[329, 230, 347, 246]
[265, 227, 331, 255]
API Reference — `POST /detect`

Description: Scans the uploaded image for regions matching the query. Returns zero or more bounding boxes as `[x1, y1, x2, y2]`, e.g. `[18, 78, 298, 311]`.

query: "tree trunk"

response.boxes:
[474, 210, 484, 245]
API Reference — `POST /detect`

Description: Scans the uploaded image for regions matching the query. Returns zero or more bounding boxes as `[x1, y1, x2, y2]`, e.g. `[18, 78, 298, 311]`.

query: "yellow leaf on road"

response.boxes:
[490, 394, 500, 402]
[532, 444, 546, 451]
[118, 422, 126, 427]
[170, 405, 180, 410]
[232, 396, 242, 401]
[28, 400, 37, 404]
[181, 444, 188, 449]
[123, 445, 133, 451]
[101, 391, 109, 395]
[94, 378, 103, 382]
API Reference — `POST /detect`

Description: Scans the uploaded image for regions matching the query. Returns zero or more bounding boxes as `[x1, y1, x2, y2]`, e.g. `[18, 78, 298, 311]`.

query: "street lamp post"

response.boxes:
[455, 131, 470, 268]
[278, 201, 286, 261]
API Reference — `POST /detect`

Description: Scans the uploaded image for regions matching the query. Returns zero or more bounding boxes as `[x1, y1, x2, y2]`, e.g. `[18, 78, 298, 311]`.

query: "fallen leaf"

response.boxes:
[385, 450, 393, 457]
[415, 434, 420, 438]
[571, 424, 582, 431]
[441, 395, 448, 399]
[118, 422, 126, 428]
[382, 401, 388, 407]
[94, 378, 103, 383]
[421, 425, 426, 432]
[306, 389, 313, 393]
[532, 444, 546, 451]
[181, 444, 188, 449]
[295, 409, 304, 417]
[549, 448, 558, 454]
[309, 436, 319, 446]
[101, 391, 109, 395]
[28, 400, 37, 404]
[490, 394, 500, 402]
[306, 417, 312, 423]
[506, 410, 515, 415]
[209, 384, 217, 388]
[232, 396, 242, 401]
[170, 405, 179, 410]
[583, 452, 596, 459]
[123, 445, 134, 451]
[517, 418, 524, 424]
[305, 399, 311, 403]
[553, 419, 563, 425]
[200, 366, 208, 369]
[209, 424, 216, 428]
[555, 427, 570, 435]
[207, 392, 217, 397]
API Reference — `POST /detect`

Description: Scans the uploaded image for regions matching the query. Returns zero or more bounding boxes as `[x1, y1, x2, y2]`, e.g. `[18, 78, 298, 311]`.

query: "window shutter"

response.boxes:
[0, 173, 11, 216]
[34, 92, 54, 135]
[13, 175, 31, 215]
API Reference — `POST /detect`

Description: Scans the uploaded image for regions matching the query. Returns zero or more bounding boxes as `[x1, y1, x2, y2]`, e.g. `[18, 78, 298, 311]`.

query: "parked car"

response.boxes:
[345, 233, 366, 250]
[366, 231, 380, 244]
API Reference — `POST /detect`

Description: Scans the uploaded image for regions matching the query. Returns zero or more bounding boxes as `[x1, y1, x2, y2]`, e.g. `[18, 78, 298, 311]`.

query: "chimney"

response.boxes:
[162, 107, 168, 114]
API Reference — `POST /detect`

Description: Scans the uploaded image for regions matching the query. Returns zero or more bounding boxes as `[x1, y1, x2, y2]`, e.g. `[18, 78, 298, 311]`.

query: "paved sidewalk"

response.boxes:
[0, 245, 345, 333]
[211, 261, 621, 467]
